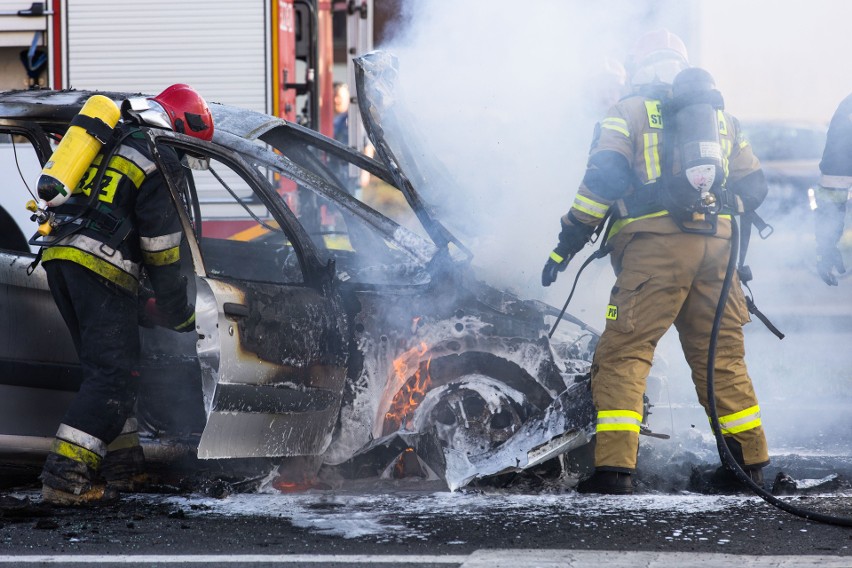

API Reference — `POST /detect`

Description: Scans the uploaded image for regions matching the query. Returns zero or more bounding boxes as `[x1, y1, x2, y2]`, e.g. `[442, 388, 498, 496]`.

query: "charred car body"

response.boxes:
[0, 53, 655, 492]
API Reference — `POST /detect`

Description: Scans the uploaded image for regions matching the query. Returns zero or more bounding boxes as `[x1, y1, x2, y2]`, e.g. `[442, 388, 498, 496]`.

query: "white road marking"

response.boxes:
[0, 551, 849, 566]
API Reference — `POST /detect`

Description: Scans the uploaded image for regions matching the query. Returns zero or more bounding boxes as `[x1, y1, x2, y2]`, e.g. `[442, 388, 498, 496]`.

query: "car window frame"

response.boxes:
[143, 128, 330, 288]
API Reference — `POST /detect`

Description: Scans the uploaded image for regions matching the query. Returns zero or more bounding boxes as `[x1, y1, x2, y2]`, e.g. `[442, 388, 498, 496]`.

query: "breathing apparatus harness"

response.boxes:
[549, 75, 781, 341]
[27, 122, 139, 274]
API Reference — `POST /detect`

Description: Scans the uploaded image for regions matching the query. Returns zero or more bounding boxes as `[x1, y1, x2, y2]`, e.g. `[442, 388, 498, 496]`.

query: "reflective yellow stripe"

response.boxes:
[51, 439, 102, 470]
[173, 312, 196, 332]
[572, 194, 608, 219]
[716, 405, 762, 435]
[607, 211, 733, 239]
[80, 153, 147, 204]
[43, 246, 138, 292]
[600, 117, 629, 137]
[108, 154, 147, 189]
[608, 210, 670, 239]
[643, 132, 660, 181]
[550, 251, 564, 263]
[142, 246, 180, 267]
[596, 409, 643, 433]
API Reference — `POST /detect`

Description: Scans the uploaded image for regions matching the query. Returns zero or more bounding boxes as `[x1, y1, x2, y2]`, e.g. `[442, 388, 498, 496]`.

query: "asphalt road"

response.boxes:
[0, 465, 850, 567]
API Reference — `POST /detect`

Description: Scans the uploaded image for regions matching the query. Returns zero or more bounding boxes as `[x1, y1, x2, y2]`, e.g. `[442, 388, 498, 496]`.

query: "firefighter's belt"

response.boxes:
[615, 186, 743, 219]
[53, 205, 134, 252]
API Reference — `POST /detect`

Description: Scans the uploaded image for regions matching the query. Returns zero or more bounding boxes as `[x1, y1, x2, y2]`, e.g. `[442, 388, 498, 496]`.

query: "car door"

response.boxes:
[148, 132, 348, 460]
[0, 122, 82, 443]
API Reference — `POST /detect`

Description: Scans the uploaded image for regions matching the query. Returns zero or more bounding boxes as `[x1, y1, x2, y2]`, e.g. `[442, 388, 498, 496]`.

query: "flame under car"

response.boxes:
[0, 54, 658, 492]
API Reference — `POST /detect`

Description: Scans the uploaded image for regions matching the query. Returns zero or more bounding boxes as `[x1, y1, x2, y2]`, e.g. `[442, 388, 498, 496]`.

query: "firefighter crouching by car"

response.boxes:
[541, 30, 771, 495]
[34, 84, 214, 506]
[813, 92, 852, 286]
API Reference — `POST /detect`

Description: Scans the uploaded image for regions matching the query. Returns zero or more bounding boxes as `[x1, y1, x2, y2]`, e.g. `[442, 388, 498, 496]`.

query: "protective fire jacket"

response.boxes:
[815, 93, 852, 249]
[41, 124, 188, 311]
[564, 93, 768, 239]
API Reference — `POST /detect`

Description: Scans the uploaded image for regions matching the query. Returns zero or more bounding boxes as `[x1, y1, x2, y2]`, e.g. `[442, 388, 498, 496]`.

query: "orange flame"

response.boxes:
[393, 447, 417, 479]
[384, 341, 432, 434]
[272, 475, 321, 493]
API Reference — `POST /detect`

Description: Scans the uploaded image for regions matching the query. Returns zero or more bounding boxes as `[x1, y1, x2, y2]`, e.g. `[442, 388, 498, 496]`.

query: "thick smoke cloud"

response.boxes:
[375, 0, 852, 467]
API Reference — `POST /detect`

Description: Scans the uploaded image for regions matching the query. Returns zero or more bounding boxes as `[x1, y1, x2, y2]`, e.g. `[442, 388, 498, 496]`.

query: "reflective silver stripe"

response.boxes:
[819, 174, 852, 189]
[56, 423, 107, 457]
[572, 194, 609, 219]
[720, 138, 731, 178]
[596, 410, 643, 433]
[118, 144, 157, 177]
[53, 233, 140, 279]
[716, 405, 762, 435]
[140, 232, 182, 253]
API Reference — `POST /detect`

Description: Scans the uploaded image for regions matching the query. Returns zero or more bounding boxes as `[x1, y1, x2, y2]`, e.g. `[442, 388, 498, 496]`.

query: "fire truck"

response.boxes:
[0, 0, 377, 248]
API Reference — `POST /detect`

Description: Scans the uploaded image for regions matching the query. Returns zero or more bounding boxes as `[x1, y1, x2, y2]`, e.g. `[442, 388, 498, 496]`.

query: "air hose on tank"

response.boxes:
[708, 217, 852, 527]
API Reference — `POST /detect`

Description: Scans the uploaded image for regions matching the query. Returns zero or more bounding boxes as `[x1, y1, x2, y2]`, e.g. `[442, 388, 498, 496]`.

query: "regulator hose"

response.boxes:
[707, 217, 852, 527]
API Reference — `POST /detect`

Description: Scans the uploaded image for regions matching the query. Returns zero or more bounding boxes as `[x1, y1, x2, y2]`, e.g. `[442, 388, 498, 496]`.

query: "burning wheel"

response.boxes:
[408, 374, 533, 457]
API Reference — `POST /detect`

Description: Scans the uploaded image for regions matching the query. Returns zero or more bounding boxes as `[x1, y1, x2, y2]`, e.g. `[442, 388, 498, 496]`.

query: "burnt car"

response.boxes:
[740, 119, 827, 218]
[0, 53, 655, 492]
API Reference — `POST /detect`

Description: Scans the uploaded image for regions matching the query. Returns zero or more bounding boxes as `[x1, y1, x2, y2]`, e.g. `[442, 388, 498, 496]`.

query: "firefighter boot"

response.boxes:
[696, 437, 766, 494]
[704, 463, 764, 493]
[101, 445, 149, 492]
[576, 469, 634, 495]
[40, 453, 118, 507]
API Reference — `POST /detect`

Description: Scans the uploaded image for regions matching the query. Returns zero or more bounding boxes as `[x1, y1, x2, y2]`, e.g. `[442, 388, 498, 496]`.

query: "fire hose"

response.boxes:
[548, 219, 852, 526]
[709, 217, 852, 527]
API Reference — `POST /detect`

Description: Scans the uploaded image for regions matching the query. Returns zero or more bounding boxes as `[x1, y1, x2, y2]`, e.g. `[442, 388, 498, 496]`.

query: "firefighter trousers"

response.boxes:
[591, 230, 770, 472]
[43, 260, 140, 472]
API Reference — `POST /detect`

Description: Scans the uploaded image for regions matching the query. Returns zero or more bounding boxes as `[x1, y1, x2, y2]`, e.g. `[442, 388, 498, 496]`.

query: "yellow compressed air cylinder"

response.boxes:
[36, 94, 121, 207]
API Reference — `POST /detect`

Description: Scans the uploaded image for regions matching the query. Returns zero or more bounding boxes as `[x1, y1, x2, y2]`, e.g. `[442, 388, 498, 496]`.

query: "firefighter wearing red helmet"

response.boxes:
[541, 31, 771, 494]
[37, 84, 212, 506]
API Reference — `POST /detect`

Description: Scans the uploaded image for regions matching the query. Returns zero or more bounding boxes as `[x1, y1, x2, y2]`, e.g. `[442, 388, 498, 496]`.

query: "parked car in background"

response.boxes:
[740, 120, 828, 218]
[0, 53, 667, 493]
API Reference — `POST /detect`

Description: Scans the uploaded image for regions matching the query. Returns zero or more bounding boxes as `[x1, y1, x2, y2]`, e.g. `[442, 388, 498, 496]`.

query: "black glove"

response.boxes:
[541, 219, 594, 287]
[816, 246, 846, 286]
[142, 299, 196, 333]
[541, 247, 572, 287]
[163, 302, 196, 333]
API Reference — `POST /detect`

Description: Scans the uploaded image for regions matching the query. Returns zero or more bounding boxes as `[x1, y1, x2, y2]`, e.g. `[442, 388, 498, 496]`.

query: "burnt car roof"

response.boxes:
[0, 86, 466, 261]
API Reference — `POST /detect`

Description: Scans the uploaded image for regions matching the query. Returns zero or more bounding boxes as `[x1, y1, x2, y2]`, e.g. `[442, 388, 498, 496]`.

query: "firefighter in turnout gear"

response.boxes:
[542, 30, 771, 495]
[814, 93, 852, 286]
[37, 84, 213, 506]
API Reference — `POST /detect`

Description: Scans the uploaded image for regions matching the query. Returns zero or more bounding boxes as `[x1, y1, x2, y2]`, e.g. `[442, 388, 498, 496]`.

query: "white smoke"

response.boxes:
[373, 0, 852, 474]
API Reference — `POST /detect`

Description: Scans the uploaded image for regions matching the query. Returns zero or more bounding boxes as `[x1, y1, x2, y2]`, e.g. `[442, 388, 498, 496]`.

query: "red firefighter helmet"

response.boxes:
[628, 29, 689, 89]
[151, 84, 214, 141]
